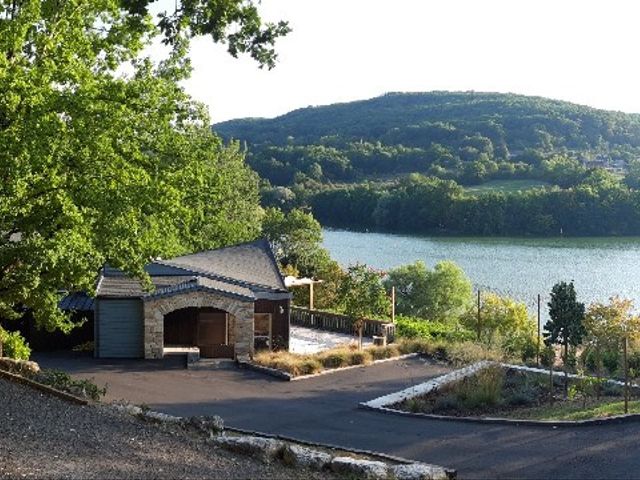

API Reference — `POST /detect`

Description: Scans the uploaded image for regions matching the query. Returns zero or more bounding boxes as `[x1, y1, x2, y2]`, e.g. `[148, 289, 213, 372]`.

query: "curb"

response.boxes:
[0, 369, 89, 406]
[358, 402, 640, 427]
[239, 353, 421, 382]
[359, 361, 640, 427]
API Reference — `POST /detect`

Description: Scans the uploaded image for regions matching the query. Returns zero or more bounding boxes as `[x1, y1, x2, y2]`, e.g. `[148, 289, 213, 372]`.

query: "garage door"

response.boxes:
[97, 299, 144, 358]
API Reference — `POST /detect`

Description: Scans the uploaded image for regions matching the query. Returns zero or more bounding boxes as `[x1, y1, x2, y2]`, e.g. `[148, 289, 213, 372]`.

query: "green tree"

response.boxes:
[461, 293, 535, 354]
[544, 281, 586, 396]
[261, 208, 333, 277]
[384, 260, 472, 322]
[338, 264, 391, 349]
[0, 0, 282, 332]
[588, 297, 640, 412]
[584, 300, 622, 397]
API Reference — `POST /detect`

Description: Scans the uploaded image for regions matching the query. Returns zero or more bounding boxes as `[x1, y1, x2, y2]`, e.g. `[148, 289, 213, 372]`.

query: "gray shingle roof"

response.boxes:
[156, 239, 286, 292]
[96, 239, 287, 300]
[97, 275, 192, 298]
[59, 292, 94, 311]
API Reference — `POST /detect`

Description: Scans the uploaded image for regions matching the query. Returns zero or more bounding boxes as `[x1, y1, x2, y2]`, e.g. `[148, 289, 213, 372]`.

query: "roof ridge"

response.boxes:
[168, 238, 269, 259]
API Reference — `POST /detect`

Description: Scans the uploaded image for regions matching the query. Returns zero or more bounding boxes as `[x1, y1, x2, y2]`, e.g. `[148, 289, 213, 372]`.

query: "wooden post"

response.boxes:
[537, 294, 541, 367]
[391, 286, 396, 324]
[476, 290, 481, 341]
[624, 334, 629, 414]
[309, 282, 314, 311]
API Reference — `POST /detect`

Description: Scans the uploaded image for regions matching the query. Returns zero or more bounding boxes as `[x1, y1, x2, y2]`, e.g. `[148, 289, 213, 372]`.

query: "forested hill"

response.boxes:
[214, 92, 640, 237]
[215, 91, 640, 151]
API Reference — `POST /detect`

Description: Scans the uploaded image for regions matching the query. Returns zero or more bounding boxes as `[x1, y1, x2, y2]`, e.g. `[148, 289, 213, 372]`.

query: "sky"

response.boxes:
[155, 0, 640, 123]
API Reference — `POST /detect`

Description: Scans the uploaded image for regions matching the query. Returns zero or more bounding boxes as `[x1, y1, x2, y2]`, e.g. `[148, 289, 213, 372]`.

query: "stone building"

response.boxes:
[92, 239, 291, 360]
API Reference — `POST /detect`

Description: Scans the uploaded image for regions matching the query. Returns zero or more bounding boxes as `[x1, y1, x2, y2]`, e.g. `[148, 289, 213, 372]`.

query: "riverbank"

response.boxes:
[322, 229, 640, 316]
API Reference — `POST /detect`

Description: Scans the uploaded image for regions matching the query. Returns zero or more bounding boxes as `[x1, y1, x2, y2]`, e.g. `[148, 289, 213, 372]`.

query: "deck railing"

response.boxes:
[290, 306, 395, 341]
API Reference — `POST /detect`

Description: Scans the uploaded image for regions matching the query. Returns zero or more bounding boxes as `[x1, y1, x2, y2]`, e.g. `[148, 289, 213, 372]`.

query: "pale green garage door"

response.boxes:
[96, 299, 144, 358]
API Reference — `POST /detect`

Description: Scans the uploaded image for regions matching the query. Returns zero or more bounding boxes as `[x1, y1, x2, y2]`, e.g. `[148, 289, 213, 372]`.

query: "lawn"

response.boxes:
[465, 179, 550, 194]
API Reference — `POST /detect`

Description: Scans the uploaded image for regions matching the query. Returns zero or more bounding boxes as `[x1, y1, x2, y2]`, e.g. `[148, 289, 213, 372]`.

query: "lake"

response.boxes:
[323, 229, 640, 316]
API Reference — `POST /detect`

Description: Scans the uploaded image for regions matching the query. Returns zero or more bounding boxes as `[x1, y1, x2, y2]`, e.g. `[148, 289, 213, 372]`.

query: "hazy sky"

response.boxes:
[159, 0, 640, 123]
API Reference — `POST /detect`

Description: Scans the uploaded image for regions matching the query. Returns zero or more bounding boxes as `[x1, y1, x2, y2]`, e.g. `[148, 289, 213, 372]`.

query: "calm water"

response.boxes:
[323, 229, 640, 314]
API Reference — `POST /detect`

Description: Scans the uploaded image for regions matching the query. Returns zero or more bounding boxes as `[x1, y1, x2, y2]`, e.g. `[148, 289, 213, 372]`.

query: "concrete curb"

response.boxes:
[359, 361, 640, 427]
[239, 353, 421, 382]
[0, 369, 89, 406]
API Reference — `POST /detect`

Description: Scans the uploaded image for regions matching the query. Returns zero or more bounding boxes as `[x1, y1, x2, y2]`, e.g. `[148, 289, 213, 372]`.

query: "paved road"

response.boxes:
[36, 353, 640, 479]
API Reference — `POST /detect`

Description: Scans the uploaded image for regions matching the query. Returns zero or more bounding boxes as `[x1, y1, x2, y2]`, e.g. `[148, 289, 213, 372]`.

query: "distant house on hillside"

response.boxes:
[63, 239, 291, 360]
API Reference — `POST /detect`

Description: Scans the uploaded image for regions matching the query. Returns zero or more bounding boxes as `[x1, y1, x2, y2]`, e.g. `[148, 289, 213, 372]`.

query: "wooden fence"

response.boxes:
[290, 306, 395, 341]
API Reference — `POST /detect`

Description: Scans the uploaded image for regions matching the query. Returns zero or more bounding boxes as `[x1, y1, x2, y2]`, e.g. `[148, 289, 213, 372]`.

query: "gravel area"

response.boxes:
[0, 378, 335, 479]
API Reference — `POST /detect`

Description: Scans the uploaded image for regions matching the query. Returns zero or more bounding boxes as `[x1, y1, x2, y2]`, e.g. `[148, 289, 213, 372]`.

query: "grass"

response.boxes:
[503, 399, 640, 421]
[253, 337, 503, 377]
[465, 179, 550, 194]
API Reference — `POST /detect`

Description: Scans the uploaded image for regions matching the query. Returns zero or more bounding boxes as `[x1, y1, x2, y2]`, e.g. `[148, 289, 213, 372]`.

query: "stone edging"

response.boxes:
[359, 361, 640, 427]
[0, 369, 89, 406]
[112, 403, 454, 479]
[239, 353, 421, 381]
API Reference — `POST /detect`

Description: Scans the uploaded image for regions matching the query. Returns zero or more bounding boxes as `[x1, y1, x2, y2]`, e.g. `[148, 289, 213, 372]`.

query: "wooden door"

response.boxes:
[197, 311, 234, 358]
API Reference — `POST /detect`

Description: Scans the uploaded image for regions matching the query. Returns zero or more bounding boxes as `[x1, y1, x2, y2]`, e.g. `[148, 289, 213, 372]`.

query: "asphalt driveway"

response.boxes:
[35, 353, 640, 479]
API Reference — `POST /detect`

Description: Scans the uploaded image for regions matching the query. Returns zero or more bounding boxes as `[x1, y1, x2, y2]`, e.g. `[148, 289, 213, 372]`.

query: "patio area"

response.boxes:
[289, 325, 372, 354]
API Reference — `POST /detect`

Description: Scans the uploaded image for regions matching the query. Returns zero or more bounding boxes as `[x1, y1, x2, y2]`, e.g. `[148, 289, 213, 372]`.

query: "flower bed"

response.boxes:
[390, 364, 640, 421]
[253, 338, 502, 378]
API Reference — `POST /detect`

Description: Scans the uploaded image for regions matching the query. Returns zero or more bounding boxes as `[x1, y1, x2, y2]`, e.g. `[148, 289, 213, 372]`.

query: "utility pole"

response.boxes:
[477, 290, 481, 341]
[537, 293, 541, 367]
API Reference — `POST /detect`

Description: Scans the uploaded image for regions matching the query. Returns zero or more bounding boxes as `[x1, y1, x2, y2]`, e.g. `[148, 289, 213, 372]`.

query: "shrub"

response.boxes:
[348, 350, 373, 365]
[447, 341, 502, 367]
[369, 344, 400, 360]
[0, 329, 31, 360]
[319, 349, 351, 369]
[396, 317, 474, 342]
[432, 394, 460, 413]
[36, 369, 106, 401]
[456, 365, 505, 409]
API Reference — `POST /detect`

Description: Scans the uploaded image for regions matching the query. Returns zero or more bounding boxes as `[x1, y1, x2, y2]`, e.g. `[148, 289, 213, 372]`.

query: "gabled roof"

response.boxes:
[154, 239, 287, 293]
[95, 239, 288, 300]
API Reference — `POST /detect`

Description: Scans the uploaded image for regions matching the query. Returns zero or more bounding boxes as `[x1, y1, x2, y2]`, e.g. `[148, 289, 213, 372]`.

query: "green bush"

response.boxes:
[369, 344, 400, 360]
[348, 350, 373, 365]
[396, 317, 474, 342]
[318, 350, 351, 369]
[456, 365, 505, 409]
[36, 369, 106, 401]
[0, 329, 31, 360]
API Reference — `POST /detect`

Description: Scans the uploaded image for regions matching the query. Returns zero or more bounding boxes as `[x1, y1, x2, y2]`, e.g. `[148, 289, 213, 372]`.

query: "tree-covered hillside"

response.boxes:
[215, 91, 640, 186]
[214, 92, 640, 237]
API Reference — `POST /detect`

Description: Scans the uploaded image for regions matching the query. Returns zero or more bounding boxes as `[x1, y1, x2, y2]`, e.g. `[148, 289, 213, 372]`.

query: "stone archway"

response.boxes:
[143, 290, 254, 360]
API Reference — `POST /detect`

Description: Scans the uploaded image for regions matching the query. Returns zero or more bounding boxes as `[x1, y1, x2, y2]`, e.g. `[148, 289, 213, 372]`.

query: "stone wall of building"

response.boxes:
[143, 291, 254, 360]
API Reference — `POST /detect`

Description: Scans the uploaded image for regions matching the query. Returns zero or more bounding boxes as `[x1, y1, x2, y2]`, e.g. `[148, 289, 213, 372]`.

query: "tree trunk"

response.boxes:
[0, 338, 3, 358]
[623, 335, 629, 414]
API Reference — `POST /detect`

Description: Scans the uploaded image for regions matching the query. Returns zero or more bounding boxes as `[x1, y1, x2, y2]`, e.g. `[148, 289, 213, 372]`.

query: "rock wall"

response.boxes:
[143, 291, 254, 360]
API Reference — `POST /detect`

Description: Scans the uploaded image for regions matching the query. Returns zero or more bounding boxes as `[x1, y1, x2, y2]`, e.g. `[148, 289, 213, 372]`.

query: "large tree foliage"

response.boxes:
[544, 281, 586, 395]
[337, 263, 390, 348]
[0, 0, 283, 331]
[460, 292, 535, 360]
[384, 260, 472, 322]
[585, 297, 640, 412]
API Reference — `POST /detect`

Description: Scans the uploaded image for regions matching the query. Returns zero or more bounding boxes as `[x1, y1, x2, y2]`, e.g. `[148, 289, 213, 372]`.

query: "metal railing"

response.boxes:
[290, 306, 395, 341]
